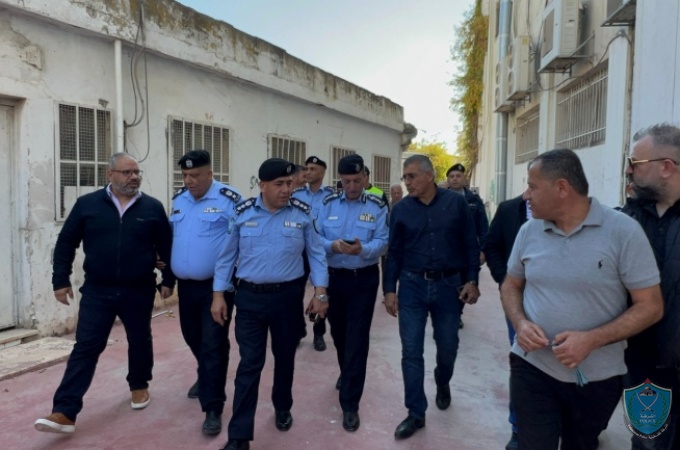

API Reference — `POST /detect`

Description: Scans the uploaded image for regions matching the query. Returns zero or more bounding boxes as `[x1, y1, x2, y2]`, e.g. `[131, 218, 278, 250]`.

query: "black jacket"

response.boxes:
[483, 195, 528, 285]
[623, 198, 680, 368]
[52, 188, 174, 290]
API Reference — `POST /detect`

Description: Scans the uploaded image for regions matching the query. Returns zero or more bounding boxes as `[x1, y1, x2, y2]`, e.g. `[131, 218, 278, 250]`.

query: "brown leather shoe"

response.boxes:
[131, 389, 151, 410]
[34, 412, 75, 434]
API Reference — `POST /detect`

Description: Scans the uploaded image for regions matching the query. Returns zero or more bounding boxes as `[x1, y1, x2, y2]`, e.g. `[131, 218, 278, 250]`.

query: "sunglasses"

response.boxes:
[627, 157, 680, 167]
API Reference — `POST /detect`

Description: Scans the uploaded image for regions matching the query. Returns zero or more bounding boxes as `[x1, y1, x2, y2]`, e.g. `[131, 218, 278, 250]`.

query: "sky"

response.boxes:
[176, 0, 474, 154]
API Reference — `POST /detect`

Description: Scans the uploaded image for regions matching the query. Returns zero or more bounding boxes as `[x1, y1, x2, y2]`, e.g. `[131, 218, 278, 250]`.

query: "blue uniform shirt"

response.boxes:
[170, 180, 241, 291]
[292, 184, 335, 219]
[215, 195, 329, 289]
[317, 191, 389, 269]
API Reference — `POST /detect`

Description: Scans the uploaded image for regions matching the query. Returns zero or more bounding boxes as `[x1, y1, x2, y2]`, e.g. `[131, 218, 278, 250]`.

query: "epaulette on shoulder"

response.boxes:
[290, 197, 311, 214]
[172, 187, 188, 199]
[366, 193, 387, 208]
[322, 192, 341, 205]
[235, 198, 256, 215]
[323, 185, 335, 193]
[220, 186, 241, 203]
[292, 186, 305, 194]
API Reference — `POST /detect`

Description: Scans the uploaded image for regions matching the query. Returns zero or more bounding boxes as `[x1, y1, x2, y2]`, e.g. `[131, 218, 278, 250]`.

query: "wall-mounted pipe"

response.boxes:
[114, 39, 124, 154]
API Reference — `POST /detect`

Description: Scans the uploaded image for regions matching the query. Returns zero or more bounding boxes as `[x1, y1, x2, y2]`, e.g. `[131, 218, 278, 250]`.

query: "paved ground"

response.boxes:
[0, 267, 632, 449]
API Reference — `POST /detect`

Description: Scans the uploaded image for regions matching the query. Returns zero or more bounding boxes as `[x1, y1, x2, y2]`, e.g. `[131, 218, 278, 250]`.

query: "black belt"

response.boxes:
[238, 278, 299, 294]
[408, 269, 459, 281]
[328, 264, 378, 276]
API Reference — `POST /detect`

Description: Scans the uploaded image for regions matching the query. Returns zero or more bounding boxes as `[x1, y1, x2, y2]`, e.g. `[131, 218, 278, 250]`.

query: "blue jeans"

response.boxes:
[397, 271, 463, 419]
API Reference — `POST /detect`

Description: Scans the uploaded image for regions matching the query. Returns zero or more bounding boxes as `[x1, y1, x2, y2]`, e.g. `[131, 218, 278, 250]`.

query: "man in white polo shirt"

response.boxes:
[501, 148, 663, 450]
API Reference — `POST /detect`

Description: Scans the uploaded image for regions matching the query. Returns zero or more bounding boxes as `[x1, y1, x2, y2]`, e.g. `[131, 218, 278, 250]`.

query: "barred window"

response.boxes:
[515, 109, 540, 164]
[330, 146, 356, 186]
[169, 118, 230, 191]
[556, 66, 608, 149]
[269, 135, 306, 166]
[57, 104, 111, 220]
[371, 155, 392, 192]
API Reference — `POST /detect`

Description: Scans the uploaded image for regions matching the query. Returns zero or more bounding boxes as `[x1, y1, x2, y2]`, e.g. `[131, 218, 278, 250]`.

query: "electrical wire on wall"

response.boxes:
[125, 1, 152, 163]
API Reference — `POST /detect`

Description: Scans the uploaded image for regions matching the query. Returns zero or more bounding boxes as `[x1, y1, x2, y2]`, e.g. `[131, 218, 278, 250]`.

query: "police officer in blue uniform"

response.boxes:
[317, 154, 388, 432]
[213, 158, 329, 450]
[170, 150, 241, 436]
[292, 155, 335, 351]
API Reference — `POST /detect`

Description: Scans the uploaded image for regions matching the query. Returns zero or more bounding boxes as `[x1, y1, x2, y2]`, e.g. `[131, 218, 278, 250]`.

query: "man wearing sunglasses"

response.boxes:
[623, 124, 680, 450]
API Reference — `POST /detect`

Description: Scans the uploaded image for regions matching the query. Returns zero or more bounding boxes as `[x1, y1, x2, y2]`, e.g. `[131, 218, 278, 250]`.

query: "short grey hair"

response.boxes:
[108, 152, 137, 169]
[633, 123, 680, 159]
[403, 154, 435, 177]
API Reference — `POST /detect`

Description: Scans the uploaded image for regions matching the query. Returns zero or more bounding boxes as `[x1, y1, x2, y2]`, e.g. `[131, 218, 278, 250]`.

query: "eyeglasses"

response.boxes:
[400, 173, 419, 182]
[627, 157, 680, 167]
[112, 169, 144, 177]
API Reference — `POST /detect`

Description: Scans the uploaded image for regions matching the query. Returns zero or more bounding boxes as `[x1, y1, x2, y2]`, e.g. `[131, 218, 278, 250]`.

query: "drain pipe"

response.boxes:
[495, 0, 512, 204]
[114, 39, 124, 154]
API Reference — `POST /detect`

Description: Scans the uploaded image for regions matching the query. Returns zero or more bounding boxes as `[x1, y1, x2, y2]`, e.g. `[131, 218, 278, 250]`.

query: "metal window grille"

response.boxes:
[556, 66, 608, 149]
[269, 135, 307, 166]
[372, 155, 392, 192]
[169, 118, 231, 191]
[330, 146, 356, 186]
[515, 109, 540, 164]
[57, 104, 111, 220]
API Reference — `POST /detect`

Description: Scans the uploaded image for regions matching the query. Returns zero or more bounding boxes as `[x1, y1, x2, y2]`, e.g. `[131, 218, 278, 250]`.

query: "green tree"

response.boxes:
[450, 0, 488, 175]
[408, 140, 461, 182]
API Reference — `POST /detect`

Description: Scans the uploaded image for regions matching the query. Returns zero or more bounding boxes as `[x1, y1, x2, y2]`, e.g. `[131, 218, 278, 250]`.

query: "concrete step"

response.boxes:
[0, 336, 74, 381]
[0, 328, 39, 349]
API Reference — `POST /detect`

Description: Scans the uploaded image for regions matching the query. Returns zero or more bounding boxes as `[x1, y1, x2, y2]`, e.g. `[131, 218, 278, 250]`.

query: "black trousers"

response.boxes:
[510, 353, 622, 450]
[298, 251, 326, 338]
[52, 283, 156, 421]
[178, 278, 234, 414]
[327, 264, 379, 412]
[228, 280, 304, 441]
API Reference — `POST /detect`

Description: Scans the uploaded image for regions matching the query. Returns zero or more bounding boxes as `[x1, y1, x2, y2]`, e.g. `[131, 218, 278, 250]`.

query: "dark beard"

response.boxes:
[631, 183, 660, 202]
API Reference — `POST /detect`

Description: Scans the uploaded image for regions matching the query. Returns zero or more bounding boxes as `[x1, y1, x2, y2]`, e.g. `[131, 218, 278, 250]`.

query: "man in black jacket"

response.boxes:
[484, 194, 529, 450]
[34, 153, 175, 434]
[623, 123, 680, 450]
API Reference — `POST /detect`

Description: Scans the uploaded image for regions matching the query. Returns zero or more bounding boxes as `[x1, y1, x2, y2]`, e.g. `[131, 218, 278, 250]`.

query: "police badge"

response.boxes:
[623, 379, 672, 440]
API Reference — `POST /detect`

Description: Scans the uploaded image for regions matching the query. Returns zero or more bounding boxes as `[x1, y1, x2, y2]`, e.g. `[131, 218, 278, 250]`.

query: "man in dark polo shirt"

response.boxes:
[384, 154, 480, 440]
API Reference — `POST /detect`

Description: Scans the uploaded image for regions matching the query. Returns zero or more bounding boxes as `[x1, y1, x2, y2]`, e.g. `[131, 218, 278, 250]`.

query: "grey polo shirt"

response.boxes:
[507, 197, 660, 382]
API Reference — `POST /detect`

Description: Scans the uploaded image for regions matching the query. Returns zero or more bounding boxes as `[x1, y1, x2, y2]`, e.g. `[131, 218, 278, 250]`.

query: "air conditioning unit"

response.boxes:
[507, 35, 531, 101]
[539, 0, 580, 73]
[602, 0, 636, 26]
[494, 57, 514, 113]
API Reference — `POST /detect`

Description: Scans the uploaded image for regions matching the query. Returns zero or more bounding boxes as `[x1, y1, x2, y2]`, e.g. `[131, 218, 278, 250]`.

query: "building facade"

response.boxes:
[0, 0, 411, 335]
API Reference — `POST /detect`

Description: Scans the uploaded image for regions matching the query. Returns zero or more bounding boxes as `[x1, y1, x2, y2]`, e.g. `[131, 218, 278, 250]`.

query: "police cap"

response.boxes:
[305, 156, 327, 169]
[259, 158, 295, 182]
[178, 150, 211, 169]
[338, 154, 364, 175]
[446, 163, 466, 176]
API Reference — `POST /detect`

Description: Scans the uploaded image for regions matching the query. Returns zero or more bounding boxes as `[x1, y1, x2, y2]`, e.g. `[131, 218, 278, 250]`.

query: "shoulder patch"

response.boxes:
[322, 192, 341, 205]
[220, 186, 242, 203]
[292, 186, 306, 194]
[235, 198, 256, 215]
[172, 187, 188, 199]
[366, 193, 387, 208]
[323, 185, 336, 193]
[290, 198, 311, 214]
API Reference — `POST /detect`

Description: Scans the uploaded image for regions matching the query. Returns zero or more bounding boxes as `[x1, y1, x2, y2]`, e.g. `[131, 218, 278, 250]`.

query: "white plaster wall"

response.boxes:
[0, 6, 402, 336]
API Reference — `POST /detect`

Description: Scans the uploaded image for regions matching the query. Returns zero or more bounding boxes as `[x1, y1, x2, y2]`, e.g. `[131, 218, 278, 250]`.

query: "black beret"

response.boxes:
[338, 154, 364, 175]
[447, 163, 466, 175]
[305, 156, 327, 168]
[178, 150, 211, 169]
[259, 158, 295, 182]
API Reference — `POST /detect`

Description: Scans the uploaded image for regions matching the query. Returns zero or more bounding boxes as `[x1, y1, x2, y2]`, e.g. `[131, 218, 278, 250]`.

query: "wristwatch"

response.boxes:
[467, 280, 478, 287]
[315, 294, 329, 302]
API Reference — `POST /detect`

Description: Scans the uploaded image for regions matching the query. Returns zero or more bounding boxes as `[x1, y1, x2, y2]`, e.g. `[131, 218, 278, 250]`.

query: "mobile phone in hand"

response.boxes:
[308, 312, 319, 323]
[342, 239, 355, 244]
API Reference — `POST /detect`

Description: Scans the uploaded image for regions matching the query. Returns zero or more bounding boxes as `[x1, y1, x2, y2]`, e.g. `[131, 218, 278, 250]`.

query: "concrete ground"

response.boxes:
[0, 267, 632, 449]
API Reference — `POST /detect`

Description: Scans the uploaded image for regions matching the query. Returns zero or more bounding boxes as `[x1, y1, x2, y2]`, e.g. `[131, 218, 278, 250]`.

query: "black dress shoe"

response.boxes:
[394, 415, 425, 440]
[342, 411, 360, 432]
[313, 335, 326, 351]
[335, 376, 342, 390]
[220, 439, 250, 450]
[435, 384, 451, 410]
[187, 379, 199, 399]
[202, 410, 222, 436]
[275, 410, 293, 431]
